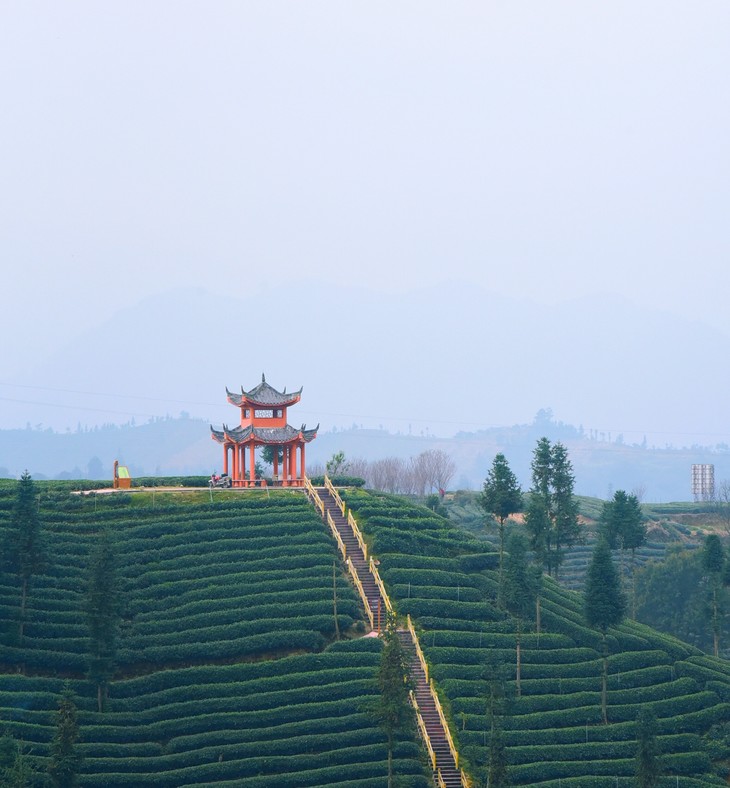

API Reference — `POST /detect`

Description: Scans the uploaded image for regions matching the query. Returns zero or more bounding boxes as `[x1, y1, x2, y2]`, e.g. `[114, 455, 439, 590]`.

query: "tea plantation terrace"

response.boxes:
[0, 479, 729, 785]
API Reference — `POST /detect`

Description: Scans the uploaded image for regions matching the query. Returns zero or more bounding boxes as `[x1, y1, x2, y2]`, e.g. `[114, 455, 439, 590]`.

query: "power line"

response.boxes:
[0, 382, 729, 442]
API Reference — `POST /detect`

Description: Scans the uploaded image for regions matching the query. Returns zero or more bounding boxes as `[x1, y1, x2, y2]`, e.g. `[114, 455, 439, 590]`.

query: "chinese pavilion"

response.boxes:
[210, 375, 318, 487]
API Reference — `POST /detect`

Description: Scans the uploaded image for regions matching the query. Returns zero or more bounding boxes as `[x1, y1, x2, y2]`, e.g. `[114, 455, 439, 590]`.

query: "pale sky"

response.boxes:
[2, 3, 729, 399]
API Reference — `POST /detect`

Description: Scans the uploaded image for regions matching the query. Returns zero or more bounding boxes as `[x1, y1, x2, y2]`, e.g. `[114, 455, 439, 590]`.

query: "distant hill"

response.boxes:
[2, 411, 730, 501]
[5, 283, 730, 453]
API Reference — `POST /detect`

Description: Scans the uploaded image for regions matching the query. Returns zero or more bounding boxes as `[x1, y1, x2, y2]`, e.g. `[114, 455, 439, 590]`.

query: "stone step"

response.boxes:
[315, 486, 463, 787]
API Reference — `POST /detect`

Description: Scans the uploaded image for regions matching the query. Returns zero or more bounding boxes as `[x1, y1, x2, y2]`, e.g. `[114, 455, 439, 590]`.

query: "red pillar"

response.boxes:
[249, 443, 256, 486]
[240, 444, 245, 484]
[232, 444, 238, 482]
[300, 443, 306, 482]
[273, 449, 279, 483]
[223, 445, 229, 476]
[289, 442, 296, 483]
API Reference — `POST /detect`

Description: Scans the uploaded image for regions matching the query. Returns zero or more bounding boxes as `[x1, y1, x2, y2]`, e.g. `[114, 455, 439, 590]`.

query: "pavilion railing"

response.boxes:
[407, 614, 429, 683]
[406, 615, 470, 785]
[323, 474, 346, 516]
[369, 557, 393, 614]
[346, 557, 374, 629]
[303, 476, 325, 516]
[348, 510, 368, 561]
[431, 677, 459, 770]
[410, 690, 437, 772]
[326, 510, 347, 559]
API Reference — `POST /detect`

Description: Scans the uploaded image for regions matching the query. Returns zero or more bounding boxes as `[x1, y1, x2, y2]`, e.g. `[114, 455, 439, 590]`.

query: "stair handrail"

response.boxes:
[406, 614, 429, 683]
[409, 690, 437, 771]
[461, 768, 472, 787]
[346, 557, 374, 629]
[347, 510, 368, 561]
[326, 510, 347, 560]
[430, 678, 459, 770]
[437, 770, 447, 788]
[369, 557, 393, 613]
[303, 476, 325, 516]
[323, 474, 346, 516]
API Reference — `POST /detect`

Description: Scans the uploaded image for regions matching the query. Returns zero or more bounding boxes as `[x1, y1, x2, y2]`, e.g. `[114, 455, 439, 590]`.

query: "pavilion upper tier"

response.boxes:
[209, 374, 318, 487]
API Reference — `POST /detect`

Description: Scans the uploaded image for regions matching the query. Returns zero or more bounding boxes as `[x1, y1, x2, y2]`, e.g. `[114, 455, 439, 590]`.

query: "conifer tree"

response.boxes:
[525, 439, 579, 579]
[483, 656, 511, 788]
[635, 706, 660, 788]
[502, 533, 540, 696]
[48, 683, 82, 788]
[0, 736, 38, 788]
[480, 453, 522, 607]
[0, 731, 17, 784]
[7, 471, 46, 642]
[375, 613, 413, 788]
[701, 534, 725, 657]
[486, 719, 510, 788]
[550, 442, 580, 578]
[86, 528, 121, 712]
[599, 490, 646, 616]
[584, 537, 625, 723]
[525, 438, 553, 574]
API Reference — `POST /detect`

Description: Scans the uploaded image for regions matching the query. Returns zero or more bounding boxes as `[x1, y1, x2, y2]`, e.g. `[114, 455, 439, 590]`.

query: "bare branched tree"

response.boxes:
[428, 449, 456, 492]
[410, 453, 431, 496]
[712, 479, 730, 535]
[313, 449, 457, 496]
[631, 484, 647, 503]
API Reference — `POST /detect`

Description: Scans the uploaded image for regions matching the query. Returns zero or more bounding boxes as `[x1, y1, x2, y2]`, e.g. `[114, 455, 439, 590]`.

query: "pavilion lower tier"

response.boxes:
[221, 439, 308, 488]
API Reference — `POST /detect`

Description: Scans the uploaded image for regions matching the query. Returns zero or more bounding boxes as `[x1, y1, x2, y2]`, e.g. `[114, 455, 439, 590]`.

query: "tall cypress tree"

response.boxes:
[0, 736, 39, 787]
[48, 683, 82, 788]
[483, 656, 511, 788]
[7, 471, 46, 643]
[86, 528, 120, 712]
[503, 533, 540, 696]
[525, 439, 580, 579]
[584, 537, 625, 724]
[599, 490, 646, 617]
[480, 453, 522, 607]
[375, 613, 413, 788]
[525, 438, 554, 575]
[635, 706, 661, 788]
[550, 443, 580, 578]
[701, 534, 725, 658]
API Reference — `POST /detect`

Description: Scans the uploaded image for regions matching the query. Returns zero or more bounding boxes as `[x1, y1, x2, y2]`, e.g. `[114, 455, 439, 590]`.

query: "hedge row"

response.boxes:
[80, 727, 389, 774]
[71, 741, 422, 787]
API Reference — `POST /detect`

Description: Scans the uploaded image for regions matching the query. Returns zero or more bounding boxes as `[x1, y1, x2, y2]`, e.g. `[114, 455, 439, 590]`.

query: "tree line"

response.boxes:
[1, 472, 121, 785]
[477, 438, 730, 786]
[311, 449, 457, 496]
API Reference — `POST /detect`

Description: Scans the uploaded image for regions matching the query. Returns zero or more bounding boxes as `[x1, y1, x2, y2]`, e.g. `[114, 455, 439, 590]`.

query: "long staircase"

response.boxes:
[316, 486, 388, 630]
[310, 481, 466, 788]
[397, 630, 462, 787]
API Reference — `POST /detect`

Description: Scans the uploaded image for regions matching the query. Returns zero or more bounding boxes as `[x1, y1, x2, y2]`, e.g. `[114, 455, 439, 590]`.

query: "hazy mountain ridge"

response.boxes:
[2, 413, 729, 502]
[4, 284, 730, 450]
[3, 283, 730, 498]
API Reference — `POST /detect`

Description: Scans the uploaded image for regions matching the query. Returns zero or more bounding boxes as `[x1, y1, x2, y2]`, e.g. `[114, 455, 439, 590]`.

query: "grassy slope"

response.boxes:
[0, 486, 429, 787]
[343, 488, 730, 787]
[445, 491, 706, 592]
[2, 482, 729, 786]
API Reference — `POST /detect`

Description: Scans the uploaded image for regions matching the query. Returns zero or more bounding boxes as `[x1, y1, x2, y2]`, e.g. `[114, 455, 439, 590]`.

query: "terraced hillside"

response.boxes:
[343, 488, 730, 786]
[0, 484, 429, 786]
[446, 491, 700, 592]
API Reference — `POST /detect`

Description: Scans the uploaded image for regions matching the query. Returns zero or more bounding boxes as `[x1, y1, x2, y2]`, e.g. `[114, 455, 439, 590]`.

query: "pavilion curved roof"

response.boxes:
[210, 423, 319, 445]
[226, 374, 302, 408]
